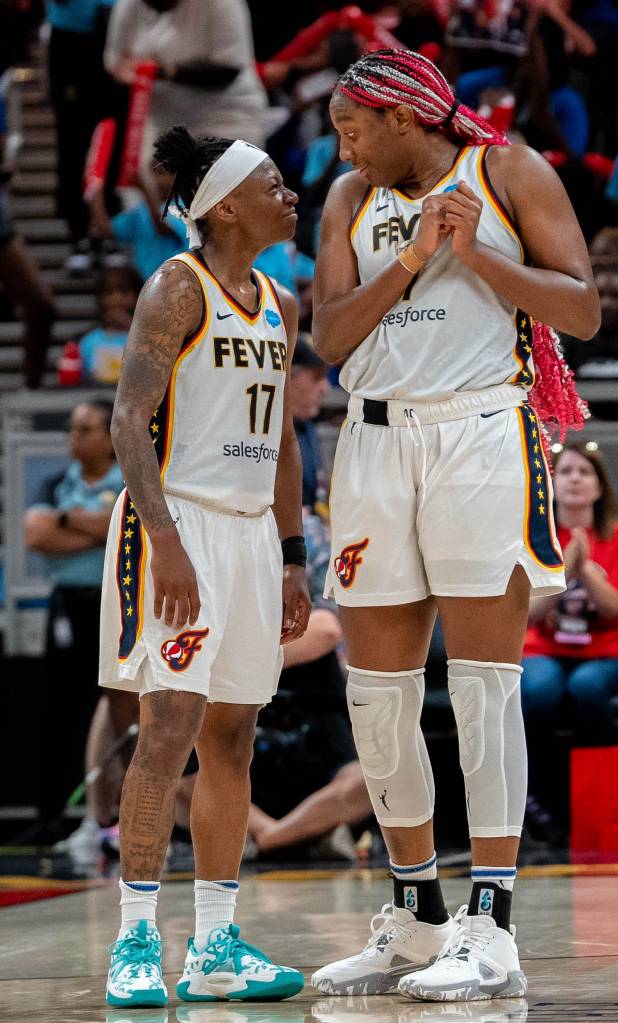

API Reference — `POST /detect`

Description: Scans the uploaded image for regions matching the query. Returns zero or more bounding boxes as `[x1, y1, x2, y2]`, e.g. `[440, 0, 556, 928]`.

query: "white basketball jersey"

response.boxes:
[151, 251, 287, 513]
[341, 144, 533, 401]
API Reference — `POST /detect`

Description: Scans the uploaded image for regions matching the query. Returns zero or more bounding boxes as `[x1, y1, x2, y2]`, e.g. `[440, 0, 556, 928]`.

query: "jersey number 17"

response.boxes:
[246, 383, 276, 434]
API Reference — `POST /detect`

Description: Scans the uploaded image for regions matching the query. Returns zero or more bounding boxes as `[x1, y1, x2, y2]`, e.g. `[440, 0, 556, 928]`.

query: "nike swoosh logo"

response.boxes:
[216, 312, 233, 320]
[352, 701, 368, 706]
[480, 409, 505, 418]
[376, 204, 389, 212]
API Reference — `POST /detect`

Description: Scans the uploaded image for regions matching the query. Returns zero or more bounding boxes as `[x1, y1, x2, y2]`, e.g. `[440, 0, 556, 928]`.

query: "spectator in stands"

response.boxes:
[79, 265, 142, 383]
[87, 161, 186, 280]
[524, 0, 594, 158]
[24, 400, 124, 834]
[289, 336, 330, 513]
[302, 98, 353, 256]
[565, 227, 618, 377]
[46, 0, 124, 272]
[572, 0, 618, 156]
[522, 440, 618, 838]
[0, 46, 55, 387]
[247, 506, 372, 861]
[104, 0, 268, 156]
[53, 689, 138, 866]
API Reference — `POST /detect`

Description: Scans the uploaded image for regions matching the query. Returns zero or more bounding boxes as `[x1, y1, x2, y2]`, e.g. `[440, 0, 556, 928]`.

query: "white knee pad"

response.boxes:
[448, 659, 527, 839]
[347, 667, 435, 827]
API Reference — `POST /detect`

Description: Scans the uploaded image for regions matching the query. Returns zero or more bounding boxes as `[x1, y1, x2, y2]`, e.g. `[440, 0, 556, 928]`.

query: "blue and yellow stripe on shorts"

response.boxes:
[516, 406, 563, 571]
[116, 490, 147, 661]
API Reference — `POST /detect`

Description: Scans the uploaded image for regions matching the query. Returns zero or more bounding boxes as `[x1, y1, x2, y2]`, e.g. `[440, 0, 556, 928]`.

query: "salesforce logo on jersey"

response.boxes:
[223, 441, 279, 464]
[382, 306, 446, 328]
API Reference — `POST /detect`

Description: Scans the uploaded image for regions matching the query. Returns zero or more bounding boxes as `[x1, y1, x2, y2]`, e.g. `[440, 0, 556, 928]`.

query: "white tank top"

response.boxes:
[341, 144, 534, 401]
[151, 251, 287, 514]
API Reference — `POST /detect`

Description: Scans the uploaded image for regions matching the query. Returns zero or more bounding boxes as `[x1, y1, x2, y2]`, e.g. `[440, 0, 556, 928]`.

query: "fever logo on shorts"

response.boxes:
[334, 538, 369, 589]
[161, 629, 209, 672]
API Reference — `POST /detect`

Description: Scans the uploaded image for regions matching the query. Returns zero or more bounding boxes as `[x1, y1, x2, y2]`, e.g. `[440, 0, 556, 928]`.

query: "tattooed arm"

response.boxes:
[111, 260, 204, 627]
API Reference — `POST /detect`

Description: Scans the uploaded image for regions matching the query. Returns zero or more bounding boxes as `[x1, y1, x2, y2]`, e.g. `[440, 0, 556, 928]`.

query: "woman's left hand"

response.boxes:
[445, 182, 484, 260]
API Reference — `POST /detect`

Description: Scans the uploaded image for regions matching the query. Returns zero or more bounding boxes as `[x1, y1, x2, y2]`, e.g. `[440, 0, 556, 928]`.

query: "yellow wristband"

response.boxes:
[397, 243, 427, 275]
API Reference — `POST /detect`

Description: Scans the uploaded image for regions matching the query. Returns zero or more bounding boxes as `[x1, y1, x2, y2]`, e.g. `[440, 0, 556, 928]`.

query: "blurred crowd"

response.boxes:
[1, 0, 618, 866]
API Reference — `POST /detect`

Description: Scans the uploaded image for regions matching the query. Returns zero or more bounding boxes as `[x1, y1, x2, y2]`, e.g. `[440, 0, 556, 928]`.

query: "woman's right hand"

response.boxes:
[150, 529, 201, 628]
[414, 194, 451, 261]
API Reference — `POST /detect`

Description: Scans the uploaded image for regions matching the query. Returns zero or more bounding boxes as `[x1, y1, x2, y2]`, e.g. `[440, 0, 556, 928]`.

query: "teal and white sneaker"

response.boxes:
[106, 919, 168, 1007]
[176, 923, 304, 1001]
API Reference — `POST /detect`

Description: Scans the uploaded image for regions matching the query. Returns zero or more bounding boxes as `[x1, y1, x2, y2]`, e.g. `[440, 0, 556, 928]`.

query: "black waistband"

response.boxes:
[362, 398, 389, 426]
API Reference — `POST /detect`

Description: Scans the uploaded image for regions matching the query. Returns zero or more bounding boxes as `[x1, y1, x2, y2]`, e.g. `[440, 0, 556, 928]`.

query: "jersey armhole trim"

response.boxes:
[478, 146, 525, 262]
[350, 186, 375, 240]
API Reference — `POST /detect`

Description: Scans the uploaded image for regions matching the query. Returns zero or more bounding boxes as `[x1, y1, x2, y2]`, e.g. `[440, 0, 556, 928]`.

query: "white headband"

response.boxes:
[174, 140, 269, 247]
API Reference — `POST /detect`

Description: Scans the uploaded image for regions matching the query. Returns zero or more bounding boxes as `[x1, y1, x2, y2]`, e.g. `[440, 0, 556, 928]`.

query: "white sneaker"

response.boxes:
[53, 817, 100, 864]
[398, 909, 527, 1002]
[311, 903, 460, 995]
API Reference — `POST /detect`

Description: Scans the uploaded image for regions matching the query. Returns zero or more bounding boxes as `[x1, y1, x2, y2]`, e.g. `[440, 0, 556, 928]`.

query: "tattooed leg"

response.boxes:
[119, 689, 206, 879]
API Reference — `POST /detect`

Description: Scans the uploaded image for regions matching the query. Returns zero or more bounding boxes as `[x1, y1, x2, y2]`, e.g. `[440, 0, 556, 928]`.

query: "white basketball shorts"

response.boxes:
[325, 396, 566, 606]
[99, 489, 284, 703]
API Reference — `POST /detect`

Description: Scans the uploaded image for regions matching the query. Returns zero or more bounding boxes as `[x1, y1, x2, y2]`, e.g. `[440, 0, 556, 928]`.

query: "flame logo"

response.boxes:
[161, 628, 209, 672]
[334, 538, 370, 589]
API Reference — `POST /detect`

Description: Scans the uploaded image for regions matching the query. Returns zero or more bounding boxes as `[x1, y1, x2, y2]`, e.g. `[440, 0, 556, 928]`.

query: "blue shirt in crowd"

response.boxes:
[46, 0, 115, 33]
[112, 202, 186, 281]
[32, 461, 124, 587]
[294, 418, 322, 511]
[254, 243, 314, 297]
[79, 327, 127, 382]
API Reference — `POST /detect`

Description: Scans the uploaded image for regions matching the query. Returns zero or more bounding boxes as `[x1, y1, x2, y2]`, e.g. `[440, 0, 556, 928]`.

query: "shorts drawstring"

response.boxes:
[405, 409, 428, 511]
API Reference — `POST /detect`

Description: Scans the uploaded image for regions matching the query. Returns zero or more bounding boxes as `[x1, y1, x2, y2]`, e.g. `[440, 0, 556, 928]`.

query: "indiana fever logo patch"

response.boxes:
[161, 629, 209, 672]
[334, 538, 369, 589]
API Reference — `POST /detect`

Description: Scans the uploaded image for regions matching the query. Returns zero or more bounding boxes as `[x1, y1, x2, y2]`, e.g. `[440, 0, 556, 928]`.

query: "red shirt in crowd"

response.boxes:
[524, 524, 618, 660]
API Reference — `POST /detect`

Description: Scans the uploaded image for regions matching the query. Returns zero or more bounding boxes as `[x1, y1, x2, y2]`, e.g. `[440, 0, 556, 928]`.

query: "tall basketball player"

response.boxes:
[98, 126, 310, 1007]
[310, 50, 600, 1002]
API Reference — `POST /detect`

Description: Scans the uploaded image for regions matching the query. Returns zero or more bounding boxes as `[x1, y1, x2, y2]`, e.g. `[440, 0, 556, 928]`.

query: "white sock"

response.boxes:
[194, 879, 239, 949]
[471, 865, 517, 892]
[390, 852, 438, 882]
[118, 879, 160, 938]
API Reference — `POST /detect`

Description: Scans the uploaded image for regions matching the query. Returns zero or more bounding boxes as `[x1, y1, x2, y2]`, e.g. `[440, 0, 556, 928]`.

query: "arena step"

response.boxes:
[28, 242, 73, 268]
[0, 320, 95, 344]
[12, 170, 57, 195]
[11, 195, 55, 219]
[22, 128, 56, 149]
[16, 149, 57, 173]
[21, 108, 55, 130]
[15, 217, 69, 243]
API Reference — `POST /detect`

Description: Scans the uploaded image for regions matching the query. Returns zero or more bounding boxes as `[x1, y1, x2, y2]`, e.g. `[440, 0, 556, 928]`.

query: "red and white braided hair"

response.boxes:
[337, 48, 588, 443]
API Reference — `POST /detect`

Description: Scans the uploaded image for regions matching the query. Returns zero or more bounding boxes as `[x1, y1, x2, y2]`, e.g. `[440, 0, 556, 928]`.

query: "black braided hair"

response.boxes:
[154, 125, 235, 222]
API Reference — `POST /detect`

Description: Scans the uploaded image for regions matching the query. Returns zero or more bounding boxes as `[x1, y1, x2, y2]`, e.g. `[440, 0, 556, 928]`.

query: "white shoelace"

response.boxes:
[365, 904, 405, 949]
[438, 906, 489, 961]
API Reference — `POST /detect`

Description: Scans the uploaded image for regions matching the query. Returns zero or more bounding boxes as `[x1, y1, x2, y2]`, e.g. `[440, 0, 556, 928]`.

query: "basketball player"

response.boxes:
[98, 126, 310, 1007]
[310, 50, 600, 1002]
